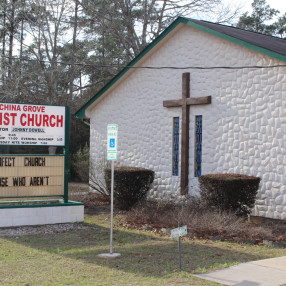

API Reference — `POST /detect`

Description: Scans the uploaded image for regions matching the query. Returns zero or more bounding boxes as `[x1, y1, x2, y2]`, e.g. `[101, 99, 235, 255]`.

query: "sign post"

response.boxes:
[171, 224, 187, 271]
[98, 124, 120, 258]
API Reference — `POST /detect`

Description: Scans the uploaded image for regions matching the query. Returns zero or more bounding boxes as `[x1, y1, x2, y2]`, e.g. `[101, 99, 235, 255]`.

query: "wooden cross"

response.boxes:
[163, 72, 211, 195]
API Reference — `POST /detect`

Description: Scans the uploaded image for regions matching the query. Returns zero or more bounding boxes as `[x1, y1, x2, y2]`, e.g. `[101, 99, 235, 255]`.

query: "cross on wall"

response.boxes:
[163, 72, 211, 195]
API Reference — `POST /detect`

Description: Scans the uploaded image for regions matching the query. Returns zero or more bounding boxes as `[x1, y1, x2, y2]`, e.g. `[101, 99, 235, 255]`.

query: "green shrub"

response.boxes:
[104, 166, 154, 210]
[70, 144, 89, 182]
[198, 173, 260, 217]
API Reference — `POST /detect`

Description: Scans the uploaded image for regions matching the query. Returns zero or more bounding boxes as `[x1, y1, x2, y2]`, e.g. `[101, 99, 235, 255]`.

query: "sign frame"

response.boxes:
[0, 103, 70, 203]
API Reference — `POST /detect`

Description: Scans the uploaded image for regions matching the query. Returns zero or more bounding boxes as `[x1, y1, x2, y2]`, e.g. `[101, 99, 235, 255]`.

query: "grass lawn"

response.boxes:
[0, 213, 286, 286]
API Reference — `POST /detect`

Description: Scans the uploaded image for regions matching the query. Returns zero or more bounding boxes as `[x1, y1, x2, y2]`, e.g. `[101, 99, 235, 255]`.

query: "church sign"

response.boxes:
[0, 103, 65, 146]
[0, 155, 64, 198]
[0, 102, 69, 202]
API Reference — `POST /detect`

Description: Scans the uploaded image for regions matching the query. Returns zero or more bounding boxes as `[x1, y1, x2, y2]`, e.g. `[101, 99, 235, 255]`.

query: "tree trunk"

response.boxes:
[69, 0, 78, 104]
[18, 19, 24, 98]
[8, 0, 16, 80]
[1, 1, 7, 88]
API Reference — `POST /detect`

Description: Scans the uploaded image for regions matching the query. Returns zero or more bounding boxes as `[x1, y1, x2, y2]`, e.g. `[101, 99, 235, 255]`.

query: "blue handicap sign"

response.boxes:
[109, 138, 115, 148]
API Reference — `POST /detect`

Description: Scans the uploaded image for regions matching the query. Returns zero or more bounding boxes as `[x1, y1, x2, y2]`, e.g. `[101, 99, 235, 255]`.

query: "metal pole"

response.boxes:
[179, 236, 182, 271]
[178, 222, 182, 271]
[110, 160, 114, 254]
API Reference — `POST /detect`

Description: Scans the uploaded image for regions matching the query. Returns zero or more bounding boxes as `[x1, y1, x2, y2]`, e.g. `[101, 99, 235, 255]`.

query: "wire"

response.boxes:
[3, 55, 286, 70]
[126, 65, 286, 70]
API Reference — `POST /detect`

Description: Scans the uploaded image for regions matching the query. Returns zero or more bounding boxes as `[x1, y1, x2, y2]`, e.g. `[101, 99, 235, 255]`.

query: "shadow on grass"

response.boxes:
[3, 219, 269, 278]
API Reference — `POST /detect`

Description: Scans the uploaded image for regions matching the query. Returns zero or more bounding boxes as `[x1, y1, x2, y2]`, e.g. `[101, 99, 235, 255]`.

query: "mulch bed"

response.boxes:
[121, 217, 286, 248]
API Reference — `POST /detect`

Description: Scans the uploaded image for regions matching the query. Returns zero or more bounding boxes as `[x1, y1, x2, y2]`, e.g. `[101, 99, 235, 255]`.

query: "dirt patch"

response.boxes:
[0, 223, 90, 237]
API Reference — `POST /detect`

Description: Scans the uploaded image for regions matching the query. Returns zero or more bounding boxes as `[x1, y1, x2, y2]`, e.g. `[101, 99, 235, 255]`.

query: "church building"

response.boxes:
[75, 17, 286, 220]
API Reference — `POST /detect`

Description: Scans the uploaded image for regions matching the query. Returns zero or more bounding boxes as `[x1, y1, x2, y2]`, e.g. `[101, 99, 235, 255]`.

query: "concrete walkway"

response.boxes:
[196, 256, 286, 286]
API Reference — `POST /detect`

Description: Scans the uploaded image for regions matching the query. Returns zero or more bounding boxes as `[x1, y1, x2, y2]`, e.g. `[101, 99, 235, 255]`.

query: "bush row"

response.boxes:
[72, 149, 261, 216]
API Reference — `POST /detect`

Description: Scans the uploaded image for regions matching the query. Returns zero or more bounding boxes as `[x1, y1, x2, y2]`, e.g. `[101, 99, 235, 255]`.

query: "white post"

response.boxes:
[110, 160, 114, 254]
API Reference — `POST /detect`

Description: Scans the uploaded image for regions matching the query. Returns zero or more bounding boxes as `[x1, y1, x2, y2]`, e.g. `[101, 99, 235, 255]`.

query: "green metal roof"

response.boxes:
[75, 17, 286, 119]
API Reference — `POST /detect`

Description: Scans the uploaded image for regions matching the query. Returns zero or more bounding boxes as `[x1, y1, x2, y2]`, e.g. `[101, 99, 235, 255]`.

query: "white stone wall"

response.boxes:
[88, 24, 286, 219]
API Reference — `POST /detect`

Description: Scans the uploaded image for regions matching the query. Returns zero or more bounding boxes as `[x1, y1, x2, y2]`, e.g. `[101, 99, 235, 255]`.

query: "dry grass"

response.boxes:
[69, 183, 286, 242]
[126, 200, 285, 242]
[2, 213, 285, 286]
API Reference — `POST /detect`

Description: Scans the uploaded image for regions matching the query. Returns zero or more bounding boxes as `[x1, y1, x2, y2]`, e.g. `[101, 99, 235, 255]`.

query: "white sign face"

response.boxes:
[0, 155, 64, 198]
[171, 225, 187, 239]
[0, 103, 65, 146]
[107, 124, 118, 161]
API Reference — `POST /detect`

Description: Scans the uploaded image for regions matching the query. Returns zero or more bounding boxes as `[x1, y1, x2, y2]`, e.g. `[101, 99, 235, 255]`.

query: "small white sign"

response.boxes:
[171, 225, 187, 239]
[107, 152, 117, 160]
[107, 124, 118, 161]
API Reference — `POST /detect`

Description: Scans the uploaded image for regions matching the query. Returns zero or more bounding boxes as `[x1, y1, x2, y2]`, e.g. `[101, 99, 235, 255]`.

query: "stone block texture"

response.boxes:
[87, 24, 286, 219]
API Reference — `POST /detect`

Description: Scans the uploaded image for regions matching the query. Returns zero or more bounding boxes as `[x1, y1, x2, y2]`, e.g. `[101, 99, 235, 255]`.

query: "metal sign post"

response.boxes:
[98, 124, 120, 259]
[178, 231, 182, 271]
[110, 159, 115, 254]
[171, 224, 187, 271]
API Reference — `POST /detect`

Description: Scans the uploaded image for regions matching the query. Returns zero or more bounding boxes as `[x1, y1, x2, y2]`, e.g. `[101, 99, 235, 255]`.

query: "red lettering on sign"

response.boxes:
[19, 114, 63, 127]
[3, 113, 9, 125]
[23, 105, 45, 113]
[43, 115, 49, 126]
[0, 104, 21, 111]
[27, 114, 34, 126]
[35, 115, 42, 126]
[20, 114, 27, 126]
[0, 112, 17, 126]
[10, 113, 17, 125]
[57, 115, 63, 127]
[50, 115, 56, 127]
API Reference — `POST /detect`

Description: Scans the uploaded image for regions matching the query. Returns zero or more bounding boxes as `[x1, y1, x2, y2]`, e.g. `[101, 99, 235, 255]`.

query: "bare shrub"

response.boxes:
[71, 148, 111, 201]
[89, 160, 111, 201]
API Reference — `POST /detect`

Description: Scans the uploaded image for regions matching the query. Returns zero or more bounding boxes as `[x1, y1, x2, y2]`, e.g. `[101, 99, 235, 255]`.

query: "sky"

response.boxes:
[241, 0, 286, 14]
[192, 0, 286, 24]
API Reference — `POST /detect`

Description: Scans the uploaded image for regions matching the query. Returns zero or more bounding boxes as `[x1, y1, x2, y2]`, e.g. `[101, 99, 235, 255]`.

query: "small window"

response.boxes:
[195, 115, 202, 177]
[172, 117, 179, 176]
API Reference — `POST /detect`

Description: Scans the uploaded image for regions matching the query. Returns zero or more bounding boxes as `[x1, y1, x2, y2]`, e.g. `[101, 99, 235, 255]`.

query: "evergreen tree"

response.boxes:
[274, 13, 286, 38]
[237, 0, 279, 34]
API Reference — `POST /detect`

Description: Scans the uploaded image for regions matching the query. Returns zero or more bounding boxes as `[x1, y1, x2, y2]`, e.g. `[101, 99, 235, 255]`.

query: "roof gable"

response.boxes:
[187, 18, 286, 59]
[75, 17, 286, 118]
